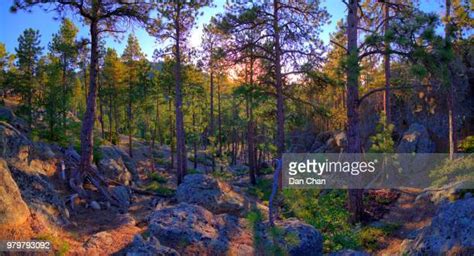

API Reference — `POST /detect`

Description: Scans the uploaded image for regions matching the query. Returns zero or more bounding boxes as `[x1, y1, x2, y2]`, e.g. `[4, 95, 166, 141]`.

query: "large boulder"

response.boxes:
[98, 146, 138, 185]
[402, 198, 474, 255]
[0, 159, 30, 229]
[176, 174, 246, 216]
[0, 121, 31, 163]
[125, 235, 180, 256]
[147, 203, 254, 255]
[397, 123, 435, 153]
[264, 218, 324, 256]
[312, 131, 347, 153]
[0, 107, 29, 133]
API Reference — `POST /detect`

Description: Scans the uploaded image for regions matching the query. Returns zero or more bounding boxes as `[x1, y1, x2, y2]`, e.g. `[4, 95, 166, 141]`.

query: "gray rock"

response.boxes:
[397, 123, 435, 153]
[90, 201, 101, 210]
[0, 159, 30, 229]
[0, 107, 29, 133]
[312, 131, 347, 153]
[125, 235, 180, 256]
[110, 186, 131, 208]
[176, 174, 246, 216]
[329, 249, 370, 256]
[266, 218, 324, 256]
[147, 203, 254, 255]
[0, 121, 31, 163]
[98, 146, 137, 185]
[403, 198, 474, 255]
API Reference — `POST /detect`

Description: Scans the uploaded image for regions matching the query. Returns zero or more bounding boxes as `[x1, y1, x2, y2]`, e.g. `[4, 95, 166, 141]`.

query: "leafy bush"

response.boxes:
[211, 170, 233, 181]
[144, 181, 175, 197]
[247, 178, 273, 203]
[282, 189, 359, 253]
[357, 227, 385, 252]
[459, 136, 474, 153]
[36, 232, 70, 256]
[149, 172, 167, 183]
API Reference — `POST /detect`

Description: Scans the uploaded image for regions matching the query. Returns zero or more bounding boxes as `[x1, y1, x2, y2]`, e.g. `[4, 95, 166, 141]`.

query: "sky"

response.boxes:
[0, 0, 444, 60]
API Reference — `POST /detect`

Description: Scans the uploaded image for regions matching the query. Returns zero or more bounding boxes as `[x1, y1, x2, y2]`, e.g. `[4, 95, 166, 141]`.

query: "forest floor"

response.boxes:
[375, 188, 437, 255]
[4, 128, 441, 255]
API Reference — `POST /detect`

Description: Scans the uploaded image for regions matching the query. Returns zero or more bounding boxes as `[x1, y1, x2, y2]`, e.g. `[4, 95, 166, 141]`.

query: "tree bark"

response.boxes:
[128, 77, 133, 158]
[174, 7, 187, 184]
[445, 0, 456, 160]
[273, 0, 285, 189]
[247, 57, 257, 185]
[383, 1, 391, 123]
[79, 19, 99, 175]
[217, 77, 223, 157]
[346, 0, 364, 224]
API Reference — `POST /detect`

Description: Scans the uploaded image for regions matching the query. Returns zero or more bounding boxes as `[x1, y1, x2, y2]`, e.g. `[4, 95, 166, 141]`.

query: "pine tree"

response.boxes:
[12, 0, 151, 209]
[49, 18, 79, 128]
[122, 34, 145, 157]
[149, 0, 213, 185]
[14, 28, 42, 126]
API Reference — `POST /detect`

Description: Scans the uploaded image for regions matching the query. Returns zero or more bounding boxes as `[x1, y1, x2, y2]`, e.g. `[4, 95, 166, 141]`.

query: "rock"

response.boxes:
[110, 186, 131, 208]
[403, 198, 474, 255]
[0, 107, 29, 133]
[329, 249, 370, 256]
[9, 164, 70, 225]
[229, 164, 249, 176]
[98, 146, 136, 185]
[418, 180, 474, 205]
[90, 201, 101, 210]
[312, 131, 347, 153]
[0, 159, 30, 228]
[176, 174, 246, 216]
[397, 123, 435, 153]
[147, 203, 254, 255]
[265, 218, 323, 256]
[0, 121, 31, 163]
[125, 235, 180, 256]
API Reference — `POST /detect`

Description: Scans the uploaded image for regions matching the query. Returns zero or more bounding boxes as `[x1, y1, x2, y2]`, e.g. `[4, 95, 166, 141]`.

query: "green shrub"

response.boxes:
[459, 136, 474, 153]
[211, 170, 233, 181]
[144, 181, 175, 197]
[247, 178, 273, 203]
[149, 172, 167, 183]
[282, 189, 360, 253]
[36, 233, 70, 256]
[358, 227, 384, 252]
[259, 167, 274, 175]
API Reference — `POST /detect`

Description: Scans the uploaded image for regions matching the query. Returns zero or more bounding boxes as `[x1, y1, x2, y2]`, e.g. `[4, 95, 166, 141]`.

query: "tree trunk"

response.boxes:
[174, 9, 187, 184]
[217, 77, 223, 157]
[445, 0, 456, 160]
[169, 88, 175, 170]
[247, 57, 256, 185]
[108, 87, 114, 143]
[383, 1, 391, 124]
[62, 56, 68, 128]
[192, 107, 198, 170]
[79, 20, 99, 174]
[209, 66, 215, 142]
[128, 73, 133, 157]
[273, 0, 285, 189]
[346, 0, 364, 224]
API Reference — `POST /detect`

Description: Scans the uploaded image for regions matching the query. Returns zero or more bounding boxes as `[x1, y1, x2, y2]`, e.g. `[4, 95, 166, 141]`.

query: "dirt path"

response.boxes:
[376, 188, 437, 255]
